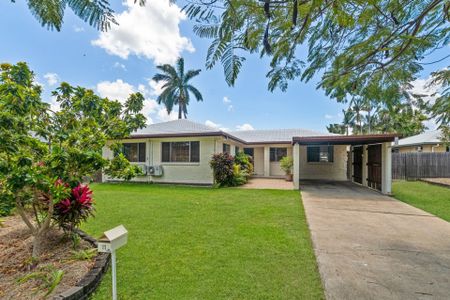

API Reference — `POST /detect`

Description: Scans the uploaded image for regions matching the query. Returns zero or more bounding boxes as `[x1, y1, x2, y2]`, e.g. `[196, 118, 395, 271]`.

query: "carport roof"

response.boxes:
[293, 134, 397, 145]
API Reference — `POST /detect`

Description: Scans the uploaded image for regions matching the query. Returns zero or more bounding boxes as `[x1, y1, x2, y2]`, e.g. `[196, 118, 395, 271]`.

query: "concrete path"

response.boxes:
[300, 181, 450, 300]
[240, 178, 294, 190]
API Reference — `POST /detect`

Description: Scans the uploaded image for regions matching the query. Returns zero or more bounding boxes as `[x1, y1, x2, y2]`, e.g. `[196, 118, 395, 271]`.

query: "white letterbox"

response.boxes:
[97, 225, 128, 253]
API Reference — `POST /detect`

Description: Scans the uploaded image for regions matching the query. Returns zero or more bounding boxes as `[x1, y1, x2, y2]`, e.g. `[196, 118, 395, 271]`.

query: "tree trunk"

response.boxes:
[178, 104, 182, 119]
[32, 231, 45, 258]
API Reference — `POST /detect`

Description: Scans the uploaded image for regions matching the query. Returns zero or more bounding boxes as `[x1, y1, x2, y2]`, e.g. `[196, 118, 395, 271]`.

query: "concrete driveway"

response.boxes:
[300, 181, 450, 300]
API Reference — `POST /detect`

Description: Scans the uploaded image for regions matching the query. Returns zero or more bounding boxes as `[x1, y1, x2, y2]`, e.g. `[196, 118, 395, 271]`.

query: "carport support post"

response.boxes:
[381, 142, 392, 195]
[362, 146, 368, 187]
[293, 143, 300, 189]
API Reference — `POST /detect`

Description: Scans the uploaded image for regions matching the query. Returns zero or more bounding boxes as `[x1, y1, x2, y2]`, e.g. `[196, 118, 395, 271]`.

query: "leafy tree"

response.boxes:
[184, 0, 449, 125]
[0, 62, 145, 258]
[10, 0, 146, 31]
[425, 68, 450, 144]
[152, 57, 203, 119]
[326, 123, 346, 135]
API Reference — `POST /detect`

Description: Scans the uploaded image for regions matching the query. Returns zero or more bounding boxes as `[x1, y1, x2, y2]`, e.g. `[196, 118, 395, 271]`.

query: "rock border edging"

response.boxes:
[53, 229, 110, 300]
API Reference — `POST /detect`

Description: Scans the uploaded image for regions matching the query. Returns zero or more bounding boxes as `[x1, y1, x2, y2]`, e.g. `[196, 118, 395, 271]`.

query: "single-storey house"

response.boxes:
[103, 119, 396, 194]
[392, 130, 449, 153]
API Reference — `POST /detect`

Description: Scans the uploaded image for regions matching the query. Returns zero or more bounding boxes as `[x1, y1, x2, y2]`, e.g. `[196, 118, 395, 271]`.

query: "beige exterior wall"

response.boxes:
[396, 144, 448, 153]
[252, 147, 265, 176]
[103, 136, 227, 185]
[247, 144, 293, 177]
[298, 145, 348, 181]
[270, 147, 293, 176]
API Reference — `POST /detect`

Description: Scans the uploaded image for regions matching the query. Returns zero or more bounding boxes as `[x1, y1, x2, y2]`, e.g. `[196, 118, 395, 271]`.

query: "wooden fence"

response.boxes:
[392, 152, 450, 179]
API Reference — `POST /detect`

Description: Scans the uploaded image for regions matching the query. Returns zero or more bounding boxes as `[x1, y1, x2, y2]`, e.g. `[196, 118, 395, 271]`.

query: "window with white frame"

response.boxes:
[161, 141, 200, 163]
[307, 146, 334, 162]
[223, 143, 231, 153]
[270, 147, 288, 162]
[122, 143, 146, 162]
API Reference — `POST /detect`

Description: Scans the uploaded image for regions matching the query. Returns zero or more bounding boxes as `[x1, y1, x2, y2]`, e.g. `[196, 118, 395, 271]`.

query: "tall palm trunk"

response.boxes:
[178, 103, 183, 119]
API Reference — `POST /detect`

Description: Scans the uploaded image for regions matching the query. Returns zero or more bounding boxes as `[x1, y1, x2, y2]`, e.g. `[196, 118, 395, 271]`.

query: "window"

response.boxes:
[122, 143, 146, 162]
[243, 148, 254, 157]
[307, 146, 334, 162]
[235, 146, 240, 153]
[446, 146, 449, 152]
[270, 147, 287, 162]
[223, 143, 231, 153]
[161, 141, 200, 163]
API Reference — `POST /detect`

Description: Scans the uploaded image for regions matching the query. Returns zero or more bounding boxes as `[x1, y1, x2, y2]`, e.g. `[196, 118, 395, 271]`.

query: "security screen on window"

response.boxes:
[270, 148, 287, 162]
[122, 143, 146, 162]
[223, 143, 231, 153]
[307, 146, 334, 162]
[162, 141, 200, 163]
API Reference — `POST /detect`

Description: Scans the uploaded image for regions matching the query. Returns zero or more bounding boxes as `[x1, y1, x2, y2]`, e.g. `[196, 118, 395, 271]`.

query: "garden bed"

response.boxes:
[0, 215, 106, 299]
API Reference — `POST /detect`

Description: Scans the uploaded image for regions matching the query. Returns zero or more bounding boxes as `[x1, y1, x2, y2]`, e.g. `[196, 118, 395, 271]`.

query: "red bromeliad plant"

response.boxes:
[53, 182, 95, 231]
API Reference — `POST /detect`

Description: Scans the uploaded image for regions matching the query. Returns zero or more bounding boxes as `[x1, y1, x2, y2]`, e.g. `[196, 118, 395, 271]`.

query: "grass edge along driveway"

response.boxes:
[82, 183, 324, 300]
[393, 180, 450, 222]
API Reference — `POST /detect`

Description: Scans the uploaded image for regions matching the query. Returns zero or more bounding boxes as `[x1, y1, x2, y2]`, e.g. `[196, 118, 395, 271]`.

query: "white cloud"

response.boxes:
[157, 108, 178, 122]
[236, 123, 254, 131]
[222, 96, 233, 111]
[47, 95, 60, 112]
[205, 120, 229, 131]
[73, 25, 85, 32]
[324, 114, 334, 119]
[91, 0, 194, 65]
[113, 62, 127, 71]
[96, 79, 135, 103]
[408, 76, 441, 104]
[148, 80, 165, 96]
[44, 73, 59, 86]
[96, 79, 161, 124]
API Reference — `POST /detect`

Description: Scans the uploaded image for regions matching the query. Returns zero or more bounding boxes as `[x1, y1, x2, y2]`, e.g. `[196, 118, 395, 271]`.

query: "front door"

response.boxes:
[352, 146, 363, 184]
[367, 144, 382, 191]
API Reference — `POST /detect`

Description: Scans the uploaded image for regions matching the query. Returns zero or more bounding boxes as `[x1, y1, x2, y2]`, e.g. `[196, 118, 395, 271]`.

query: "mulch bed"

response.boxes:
[0, 215, 96, 299]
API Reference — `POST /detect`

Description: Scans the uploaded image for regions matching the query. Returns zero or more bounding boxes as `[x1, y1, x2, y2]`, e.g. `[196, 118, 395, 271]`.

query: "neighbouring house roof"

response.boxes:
[393, 130, 443, 148]
[293, 134, 397, 145]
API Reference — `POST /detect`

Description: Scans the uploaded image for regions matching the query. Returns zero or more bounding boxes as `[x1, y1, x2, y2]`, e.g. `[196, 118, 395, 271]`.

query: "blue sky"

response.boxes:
[0, 0, 446, 132]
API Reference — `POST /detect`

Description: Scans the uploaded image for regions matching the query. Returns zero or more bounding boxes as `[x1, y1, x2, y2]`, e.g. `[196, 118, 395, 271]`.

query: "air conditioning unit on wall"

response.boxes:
[148, 165, 163, 177]
[136, 164, 148, 176]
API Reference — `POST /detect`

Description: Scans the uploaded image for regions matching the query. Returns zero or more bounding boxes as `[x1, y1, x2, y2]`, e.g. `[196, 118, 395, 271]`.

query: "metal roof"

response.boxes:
[229, 128, 330, 144]
[133, 119, 220, 135]
[131, 120, 397, 145]
[130, 120, 331, 144]
[393, 130, 444, 147]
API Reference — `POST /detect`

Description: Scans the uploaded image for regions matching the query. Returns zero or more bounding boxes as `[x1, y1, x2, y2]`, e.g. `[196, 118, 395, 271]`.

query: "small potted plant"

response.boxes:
[280, 156, 293, 181]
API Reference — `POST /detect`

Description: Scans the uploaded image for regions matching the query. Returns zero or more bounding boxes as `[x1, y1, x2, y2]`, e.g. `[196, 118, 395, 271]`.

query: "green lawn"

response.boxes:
[393, 181, 450, 222]
[82, 184, 324, 299]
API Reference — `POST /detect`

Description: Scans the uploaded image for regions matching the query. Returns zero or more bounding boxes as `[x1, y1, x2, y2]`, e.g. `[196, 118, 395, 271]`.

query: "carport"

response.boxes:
[292, 134, 397, 194]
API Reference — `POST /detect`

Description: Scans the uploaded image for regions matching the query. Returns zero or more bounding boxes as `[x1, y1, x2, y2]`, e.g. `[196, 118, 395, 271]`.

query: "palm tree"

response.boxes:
[152, 58, 203, 119]
[350, 97, 364, 134]
[342, 108, 355, 136]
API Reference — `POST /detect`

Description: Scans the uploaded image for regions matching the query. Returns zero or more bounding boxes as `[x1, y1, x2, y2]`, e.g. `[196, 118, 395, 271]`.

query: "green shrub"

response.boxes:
[231, 164, 249, 186]
[210, 153, 235, 187]
[0, 188, 15, 217]
[280, 156, 293, 175]
[234, 151, 254, 176]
